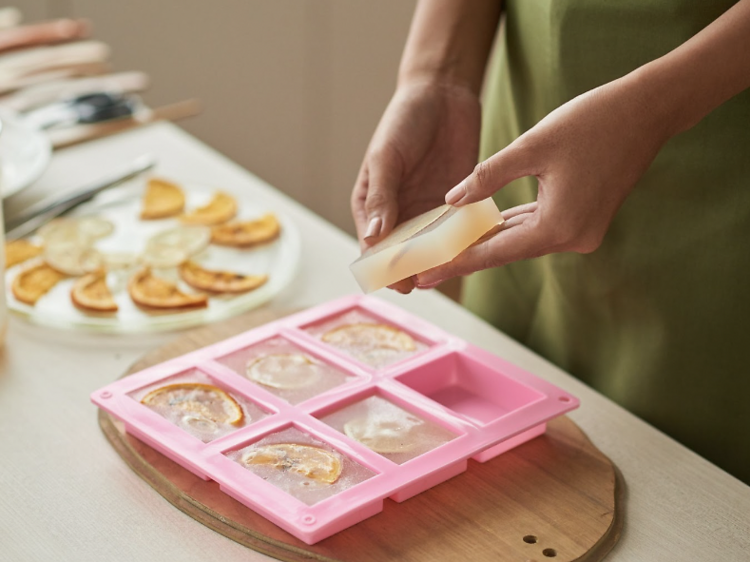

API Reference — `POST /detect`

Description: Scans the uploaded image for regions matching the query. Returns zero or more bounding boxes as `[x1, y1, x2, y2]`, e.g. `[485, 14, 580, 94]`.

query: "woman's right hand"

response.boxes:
[350, 78, 482, 292]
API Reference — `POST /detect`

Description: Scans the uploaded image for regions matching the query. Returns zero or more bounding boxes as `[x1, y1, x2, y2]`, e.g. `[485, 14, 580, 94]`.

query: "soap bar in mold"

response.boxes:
[350, 198, 503, 293]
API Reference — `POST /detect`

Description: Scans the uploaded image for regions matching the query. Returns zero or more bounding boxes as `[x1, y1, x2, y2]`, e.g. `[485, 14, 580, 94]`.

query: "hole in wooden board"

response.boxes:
[543, 548, 557, 557]
[523, 535, 538, 544]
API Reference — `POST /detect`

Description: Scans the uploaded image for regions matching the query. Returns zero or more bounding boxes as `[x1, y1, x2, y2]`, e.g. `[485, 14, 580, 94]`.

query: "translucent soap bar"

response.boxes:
[350, 198, 503, 293]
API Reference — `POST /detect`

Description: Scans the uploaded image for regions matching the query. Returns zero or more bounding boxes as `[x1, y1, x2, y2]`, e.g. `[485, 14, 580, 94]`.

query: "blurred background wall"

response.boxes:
[13, 0, 417, 236]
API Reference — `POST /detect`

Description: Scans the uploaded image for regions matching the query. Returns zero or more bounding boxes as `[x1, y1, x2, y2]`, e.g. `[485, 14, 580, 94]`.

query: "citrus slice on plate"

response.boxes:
[147, 225, 211, 255]
[71, 270, 118, 313]
[180, 191, 237, 226]
[241, 443, 342, 484]
[128, 268, 208, 310]
[140, 178, 185, 219]
[179, 261, 268, 294]
[211, 213, 281, 247]
[44, 241, 102, 276]
[11, 262, 67, 305]
[5, 239, 43, 268]
[141, 383, 244, 425]
[344, 415, 423, 454]
[140, 244, 189, 268]
[75, 216, 115, 239]
[245, 354, 320, 389]
[37, 217, 113, 242]
[100, 251, 139, 271]
[321, 323, 416, 352]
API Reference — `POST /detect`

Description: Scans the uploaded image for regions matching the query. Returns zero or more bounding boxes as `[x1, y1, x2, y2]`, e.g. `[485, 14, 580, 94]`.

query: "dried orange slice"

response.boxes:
[149, 226, 211, 255]
[11, 262, 67, 305]
[141, 244, 189, 269]
[344, 416, 423, 454]
[322, 323, 416, 352]
[245, 354, 320, 389]
[128, 268, 208, 310]
[71, 271, 118, 313]
[75, 216, 114, 239]
[241, 443, 342, 484]
[140, 178, 185, 220]
[179, 261, 268, 294]
[141, 383, 244, 425]
[44, 241, 103, 276]
[38, 217, 113, 242]
[5, 239, 43, 268]
[211, 213, 281, 247]
[180, 191, 237, 226]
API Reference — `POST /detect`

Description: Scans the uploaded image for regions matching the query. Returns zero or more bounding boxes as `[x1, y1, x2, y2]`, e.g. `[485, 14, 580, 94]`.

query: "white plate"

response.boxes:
[0, 108, 52, 198]
[5, 179, 301, 333]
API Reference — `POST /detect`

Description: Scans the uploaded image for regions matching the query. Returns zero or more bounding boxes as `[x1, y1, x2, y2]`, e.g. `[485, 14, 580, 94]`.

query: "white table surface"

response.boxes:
[1, 124, 748, 562]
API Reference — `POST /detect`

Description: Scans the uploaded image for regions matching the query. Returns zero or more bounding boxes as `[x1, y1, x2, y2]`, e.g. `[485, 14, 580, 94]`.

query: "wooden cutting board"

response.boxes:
[98, 307, 624, 562]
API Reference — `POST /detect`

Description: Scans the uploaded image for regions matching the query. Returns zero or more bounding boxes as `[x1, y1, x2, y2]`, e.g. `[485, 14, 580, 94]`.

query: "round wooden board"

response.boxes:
[99, 307, 624, 562]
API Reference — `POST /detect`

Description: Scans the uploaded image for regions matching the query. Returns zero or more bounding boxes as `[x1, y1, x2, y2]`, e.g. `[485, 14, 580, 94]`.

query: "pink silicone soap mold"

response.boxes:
[92, 295, 579, 544]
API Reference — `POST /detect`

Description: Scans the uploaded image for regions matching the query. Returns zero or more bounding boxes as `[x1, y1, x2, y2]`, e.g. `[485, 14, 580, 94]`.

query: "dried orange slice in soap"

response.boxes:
[140, 178, 185, 219]
[211, 213, 281, 247]
[128, 268, 208, 310]
[241, 443, 342, 484]
[322, 323, 416, 352]
[142, 383, 244, 425]
[5, 239, 43, 268]
[179, 261, 268, 294]
[11, 262, 67, 305]
[180, 191, 237, 226]
[71, 271, 118, 313]
[246, 354, 320, 389]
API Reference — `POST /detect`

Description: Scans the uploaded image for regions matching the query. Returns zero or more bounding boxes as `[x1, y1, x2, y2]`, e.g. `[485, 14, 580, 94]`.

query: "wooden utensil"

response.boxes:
[0, 18, 90, 52]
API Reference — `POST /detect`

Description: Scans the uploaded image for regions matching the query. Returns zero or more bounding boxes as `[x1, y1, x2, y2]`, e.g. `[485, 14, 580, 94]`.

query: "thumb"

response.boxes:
[445, 141, 534, 207]
[414, 217, 552, 287]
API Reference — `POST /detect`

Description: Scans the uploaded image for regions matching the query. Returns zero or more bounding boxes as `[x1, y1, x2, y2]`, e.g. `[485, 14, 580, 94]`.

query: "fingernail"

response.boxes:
[364, 216, 382, 239]
[445, 182, 466, 206]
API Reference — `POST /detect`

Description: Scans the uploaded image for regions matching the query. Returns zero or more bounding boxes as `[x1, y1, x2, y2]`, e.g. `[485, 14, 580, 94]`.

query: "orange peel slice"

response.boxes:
[211, 213, 281, 247]
[5, 239, 43, 268]
[71, 271, 118, 313]
[141, 383, 244, 425]
[140, 178, 185, 220]
[322, 323, 416, 352]
[179, 261, 268, 294]
[180, 191, 237, 226]
[241, 443, 342, 484]
[11, 262, 67, 305]
[128, 268, 208, 310]
[245, 354, 320, 389]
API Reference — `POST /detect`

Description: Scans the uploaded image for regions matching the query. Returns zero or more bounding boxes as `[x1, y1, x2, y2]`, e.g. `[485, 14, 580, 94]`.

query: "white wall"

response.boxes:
[11, 0, 416, 235]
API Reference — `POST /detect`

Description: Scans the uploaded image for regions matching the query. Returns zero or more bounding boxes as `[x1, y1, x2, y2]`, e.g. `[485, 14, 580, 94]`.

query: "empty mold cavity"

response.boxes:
[217, 336, 354, 405]
[129, 369, 269, 442]
[225, 426, 376, 506]
[303, 308, 427, 369]
[395, 353, 544, 426]
[318, 394, 458, 464]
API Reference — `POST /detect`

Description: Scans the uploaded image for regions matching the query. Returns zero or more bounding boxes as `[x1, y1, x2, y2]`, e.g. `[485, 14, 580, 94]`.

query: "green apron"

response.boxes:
[463, 0, 750, 483]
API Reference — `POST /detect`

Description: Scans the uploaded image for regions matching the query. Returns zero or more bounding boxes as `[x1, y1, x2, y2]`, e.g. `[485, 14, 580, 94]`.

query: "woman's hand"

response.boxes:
[351, 78, 481, 292]
[414, 75, 676, 289]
